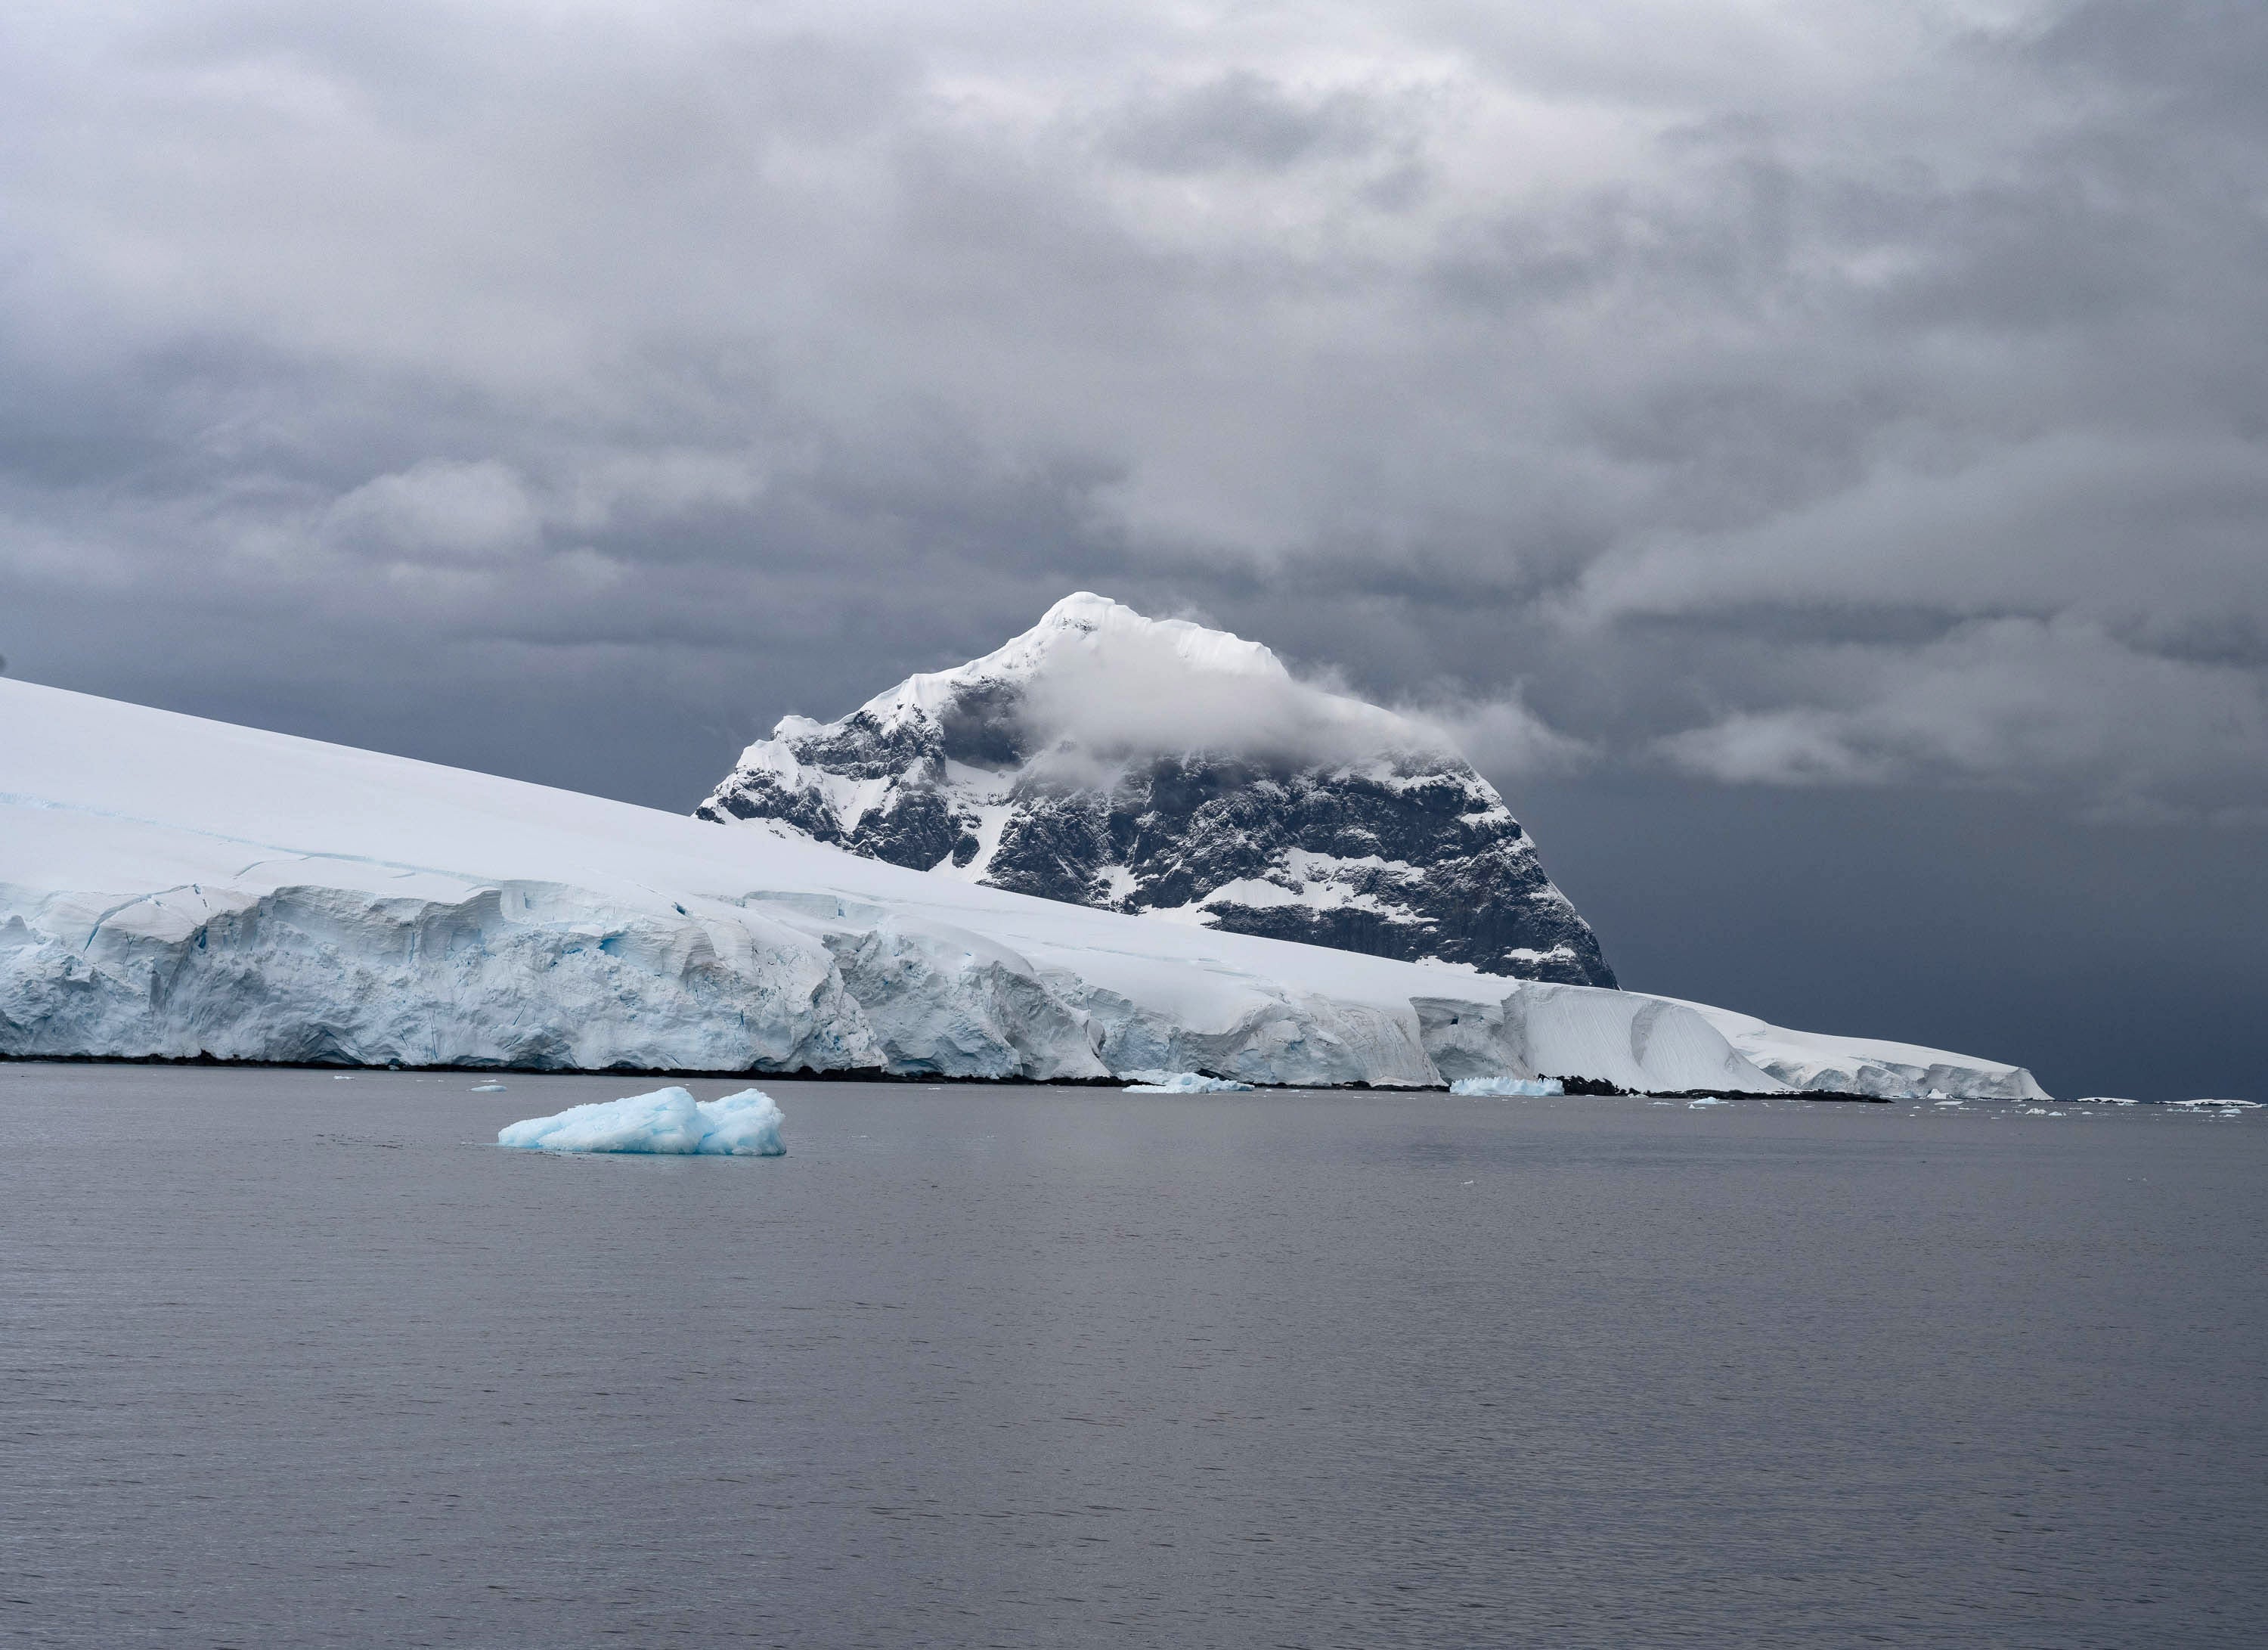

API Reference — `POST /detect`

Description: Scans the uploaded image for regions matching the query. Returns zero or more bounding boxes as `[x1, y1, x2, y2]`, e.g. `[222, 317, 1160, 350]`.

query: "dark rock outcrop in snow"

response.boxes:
[696, 594, 1616, 987]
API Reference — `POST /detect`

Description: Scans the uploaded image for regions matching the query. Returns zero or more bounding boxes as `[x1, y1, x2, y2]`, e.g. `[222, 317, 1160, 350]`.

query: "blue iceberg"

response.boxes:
[497, 1086, 785, 1155]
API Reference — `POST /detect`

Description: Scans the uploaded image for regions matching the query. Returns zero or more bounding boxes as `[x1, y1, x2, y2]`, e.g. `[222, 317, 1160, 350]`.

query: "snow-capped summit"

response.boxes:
[697, 594, 1616, 986]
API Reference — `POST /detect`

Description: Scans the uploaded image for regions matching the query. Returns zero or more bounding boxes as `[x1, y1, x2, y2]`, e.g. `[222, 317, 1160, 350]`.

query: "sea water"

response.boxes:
[3, 1063, 2261, 1648]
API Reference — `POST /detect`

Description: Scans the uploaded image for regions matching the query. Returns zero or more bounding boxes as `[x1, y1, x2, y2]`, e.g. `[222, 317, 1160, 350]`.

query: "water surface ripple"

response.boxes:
[3, 1065, 2261, 1648]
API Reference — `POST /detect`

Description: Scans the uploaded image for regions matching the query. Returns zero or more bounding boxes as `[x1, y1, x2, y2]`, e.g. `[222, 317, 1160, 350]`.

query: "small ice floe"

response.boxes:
[1933, 1099, 1965, 1107]
[497, 1086, 785, 1155]
[2071, 1096, 2139, 1106]
[1450, 1077, 1564, 1098]
[2022, 1107, 2050, 1115]
[470, 1082, 507, 1092]
[1120, 1072, 1256, 1093]
[1687, 1097, 1728, 1109]
[331, 1075, 355, 1081]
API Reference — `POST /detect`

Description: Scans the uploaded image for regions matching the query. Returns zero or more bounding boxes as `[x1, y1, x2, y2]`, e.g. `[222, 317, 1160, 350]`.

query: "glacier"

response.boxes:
[0, 677, 2046, 1097]
[1662, 998, 2050, 1101]
[498, 1086, 786, 1155]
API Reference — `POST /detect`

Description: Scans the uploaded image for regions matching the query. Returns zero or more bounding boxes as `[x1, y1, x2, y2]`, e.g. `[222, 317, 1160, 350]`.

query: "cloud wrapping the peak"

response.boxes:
[978, 600, 1449, 771]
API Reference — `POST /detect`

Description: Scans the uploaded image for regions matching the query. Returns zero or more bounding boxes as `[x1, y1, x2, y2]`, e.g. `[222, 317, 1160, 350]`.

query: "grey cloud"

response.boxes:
[1655, 617, 2268, 812]
[1405, 693, 1592, 779]
[2031, 0, 2268, 123]
[0, 0, 2263, 823]
[1564, 433, 2268, 634]
[1097, 71, 1409, 174]
[323, 460, 543, 562]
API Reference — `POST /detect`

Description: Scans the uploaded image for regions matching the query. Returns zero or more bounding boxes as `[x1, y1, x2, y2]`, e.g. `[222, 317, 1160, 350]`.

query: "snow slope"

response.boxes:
[696, 594, 1615, 986]
[0, 678, 2043, 1096]
[1668, 999, 2050, 1102]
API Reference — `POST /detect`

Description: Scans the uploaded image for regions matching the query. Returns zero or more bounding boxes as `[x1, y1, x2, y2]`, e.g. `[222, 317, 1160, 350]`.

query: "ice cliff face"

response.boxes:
[696, 594, 1615, 988]
[0, 677, 2048, 1099]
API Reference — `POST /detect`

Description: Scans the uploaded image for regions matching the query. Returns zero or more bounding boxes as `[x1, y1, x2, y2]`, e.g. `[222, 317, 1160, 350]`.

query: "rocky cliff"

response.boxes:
[696, 594, 1616, 987]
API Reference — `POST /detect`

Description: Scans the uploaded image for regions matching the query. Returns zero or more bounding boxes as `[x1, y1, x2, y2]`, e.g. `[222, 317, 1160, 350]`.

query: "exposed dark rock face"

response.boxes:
[696, 595, 1616, 988]
[982, 789, 1114, 905]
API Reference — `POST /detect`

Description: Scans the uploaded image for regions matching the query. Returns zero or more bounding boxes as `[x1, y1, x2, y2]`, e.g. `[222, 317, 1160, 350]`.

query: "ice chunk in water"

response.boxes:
[497, 1086, 785, 1155]
[1450, 1077, 1563, 1098]
[1120, 1072, 1256, 1093]
[693, 1088, 789, 1155]
[498, 1087, 705, 1152]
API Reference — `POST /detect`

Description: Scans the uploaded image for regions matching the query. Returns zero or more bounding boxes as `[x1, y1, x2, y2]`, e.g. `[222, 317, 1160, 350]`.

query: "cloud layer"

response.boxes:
[2, 1, 2263, 820]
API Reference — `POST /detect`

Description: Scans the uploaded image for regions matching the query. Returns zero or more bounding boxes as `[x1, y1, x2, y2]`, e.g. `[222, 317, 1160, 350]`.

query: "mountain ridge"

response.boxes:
[696, 594, 1616, 987]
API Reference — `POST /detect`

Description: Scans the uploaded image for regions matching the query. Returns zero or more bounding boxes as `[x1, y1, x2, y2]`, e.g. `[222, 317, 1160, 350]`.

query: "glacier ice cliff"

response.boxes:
[1665, 1000, 2050, 1103]
[0, 678, 2046, 1098]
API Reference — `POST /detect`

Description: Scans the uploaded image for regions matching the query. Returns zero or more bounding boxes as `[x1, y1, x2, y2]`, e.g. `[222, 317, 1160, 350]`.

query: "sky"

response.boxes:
[2, 1, 2261, 1097]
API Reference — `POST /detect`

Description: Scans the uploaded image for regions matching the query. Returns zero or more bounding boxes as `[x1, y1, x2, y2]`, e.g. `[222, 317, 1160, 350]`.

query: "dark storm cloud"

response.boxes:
[1098, 72, 1413, 175]
[1, 0, 2263, 823]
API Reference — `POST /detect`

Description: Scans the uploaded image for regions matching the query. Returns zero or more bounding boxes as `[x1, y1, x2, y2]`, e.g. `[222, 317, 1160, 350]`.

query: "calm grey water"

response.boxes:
[2, 1064, 2262, 1649]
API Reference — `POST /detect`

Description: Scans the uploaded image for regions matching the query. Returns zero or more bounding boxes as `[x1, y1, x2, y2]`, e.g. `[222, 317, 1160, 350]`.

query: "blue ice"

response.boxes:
[497, 1086, 785, 1155]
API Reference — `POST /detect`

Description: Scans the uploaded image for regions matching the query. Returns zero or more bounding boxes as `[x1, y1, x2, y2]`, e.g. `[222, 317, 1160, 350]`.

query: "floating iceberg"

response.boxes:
[693, 1087, 792, 1152]
[497, 1086, 785, 1155]
[2069, 1096, 2138, 1105]
[1121, 1072, 1256, 1093]
[1450, 1076, 1563, 1098]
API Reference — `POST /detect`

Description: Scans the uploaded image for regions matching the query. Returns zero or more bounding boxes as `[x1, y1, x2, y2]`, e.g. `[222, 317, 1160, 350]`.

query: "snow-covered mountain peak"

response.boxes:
[807, 591, 1432, 774]
[699, 596, 1613, 986]
[967, 591, 1286, 689]
[987, 591, 1284, 685]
